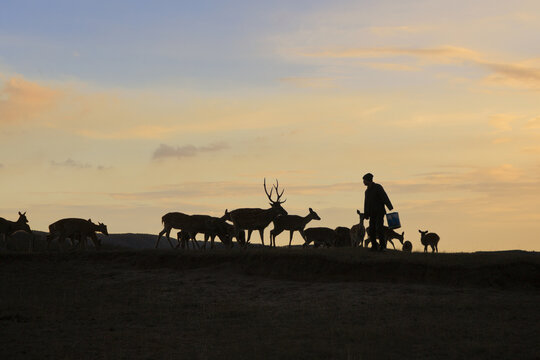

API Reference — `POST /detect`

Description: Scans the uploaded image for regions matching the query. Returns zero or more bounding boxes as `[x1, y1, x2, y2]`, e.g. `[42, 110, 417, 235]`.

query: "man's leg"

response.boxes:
[368, 217, 378, 251]
[375, 214, 385, 251]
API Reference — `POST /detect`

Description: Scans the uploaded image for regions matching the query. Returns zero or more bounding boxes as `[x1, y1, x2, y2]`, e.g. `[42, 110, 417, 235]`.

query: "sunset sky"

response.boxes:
[1, 1, 539, 251]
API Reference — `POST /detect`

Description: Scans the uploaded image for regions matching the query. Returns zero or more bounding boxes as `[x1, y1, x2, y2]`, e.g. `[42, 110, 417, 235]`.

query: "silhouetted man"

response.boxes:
[363, 173, 393, 251]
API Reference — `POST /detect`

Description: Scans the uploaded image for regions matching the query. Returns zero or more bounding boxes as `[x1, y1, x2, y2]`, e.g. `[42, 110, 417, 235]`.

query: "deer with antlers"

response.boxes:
[269, 208, 320, 247]
[0, 211, 34, 251]
[225, 178, 288, 247]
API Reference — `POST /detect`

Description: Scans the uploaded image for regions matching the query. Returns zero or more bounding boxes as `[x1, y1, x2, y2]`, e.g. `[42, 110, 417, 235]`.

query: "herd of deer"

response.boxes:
[0, 179, 441, 253]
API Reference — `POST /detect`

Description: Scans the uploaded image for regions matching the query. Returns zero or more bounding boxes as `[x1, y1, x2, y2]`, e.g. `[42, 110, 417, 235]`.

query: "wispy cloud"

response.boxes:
[76, 125, 181, 140]
[152, 142, 229, 160]
[50, 158, 93, 169]
[302, 46, 481, 62]
[301, 46, 540, 90]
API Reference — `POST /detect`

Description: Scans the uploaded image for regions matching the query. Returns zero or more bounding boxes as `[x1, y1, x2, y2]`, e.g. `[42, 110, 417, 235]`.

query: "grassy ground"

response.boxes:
[1, 247, 539, 359]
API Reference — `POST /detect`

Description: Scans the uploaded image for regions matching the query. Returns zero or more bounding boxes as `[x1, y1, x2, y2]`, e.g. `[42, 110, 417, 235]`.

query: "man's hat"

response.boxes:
[363, 173, 374, 181]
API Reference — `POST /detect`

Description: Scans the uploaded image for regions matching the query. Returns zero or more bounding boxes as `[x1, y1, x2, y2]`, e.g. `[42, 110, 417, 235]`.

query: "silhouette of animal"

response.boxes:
[157, 212, 233, 249]
[176, 230, 192, 249]
[176, 215, 237, 249]
[303, 227, 337, 248]
[47, 218, 108, 250]
[0, 211, 34, 251]
[334, 226, 351, 247]
[156, 212, 193, 248]
[270, 207, 320, 247]
[419, 230, 440, 252]
[366, 226, 404, 249]
[402, 240, 413, 252]
[350, 210, 365, 247]
[225, 179, 287, 247]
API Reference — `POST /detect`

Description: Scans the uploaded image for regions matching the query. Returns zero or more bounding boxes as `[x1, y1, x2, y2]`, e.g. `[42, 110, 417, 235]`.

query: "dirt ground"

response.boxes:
[1, 251, 539, 360]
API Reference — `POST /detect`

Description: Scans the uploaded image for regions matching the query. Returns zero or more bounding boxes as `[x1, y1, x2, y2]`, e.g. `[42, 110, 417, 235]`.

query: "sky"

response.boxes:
[1, 0, 539, 251]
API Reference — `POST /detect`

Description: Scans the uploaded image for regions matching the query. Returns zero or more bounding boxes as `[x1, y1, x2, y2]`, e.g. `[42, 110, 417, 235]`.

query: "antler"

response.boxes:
[273, 179, 286, 204]
[264, 178, 274, 202]
[264, 178, 286, 204]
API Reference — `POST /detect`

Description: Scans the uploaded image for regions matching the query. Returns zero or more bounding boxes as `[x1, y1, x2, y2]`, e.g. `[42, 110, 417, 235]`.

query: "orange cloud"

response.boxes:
[0, 76, 61, 124]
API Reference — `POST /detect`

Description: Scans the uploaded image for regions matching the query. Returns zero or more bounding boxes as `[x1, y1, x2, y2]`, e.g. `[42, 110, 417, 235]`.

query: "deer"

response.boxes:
[350, 210, 365, 247]
[365, 226, 405, 250]
[47, 218, 108, 250]
[176, 214, 237, 250]
[225, 178, 287, 247]
[269, 207, 320, 247]
[419, 230, 440, 253]
[302, 227, 337, 248]
[156, 212, 233, 249]
[156, 212, 194, 248]
[0, 211, 34, 251]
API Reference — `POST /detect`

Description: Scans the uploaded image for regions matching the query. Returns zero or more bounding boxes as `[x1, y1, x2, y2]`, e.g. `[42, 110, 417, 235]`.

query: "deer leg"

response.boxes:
[202, 234, 209, 250]
[388, 239, 395, 250]
[299, 230, 306, 244]
[246, 230, 253, 244]
[289, 230, 295, 247]
[156, 228, 165, 248]
[258, 229, 265, 246]
[271, 228, 283, 247]
[191, 232, 201, 249]
[157, 226, 173, 249]
[175, 231, 182, 248]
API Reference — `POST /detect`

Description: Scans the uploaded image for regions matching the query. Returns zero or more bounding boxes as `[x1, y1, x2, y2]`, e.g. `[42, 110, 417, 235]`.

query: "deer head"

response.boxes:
[309, 208, 321, 220]
[356, 210, 365, 222]
[98, 222, 108, 236]
[264, 178, 288, 216]
[17, 211, 28, 223]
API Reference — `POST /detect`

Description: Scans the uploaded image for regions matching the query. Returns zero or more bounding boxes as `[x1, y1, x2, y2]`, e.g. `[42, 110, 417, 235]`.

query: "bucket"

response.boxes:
[386, 212, 401, 229]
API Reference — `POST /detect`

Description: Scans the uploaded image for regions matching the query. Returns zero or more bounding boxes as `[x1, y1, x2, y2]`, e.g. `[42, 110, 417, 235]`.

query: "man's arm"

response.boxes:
[381, 186, 393, 211]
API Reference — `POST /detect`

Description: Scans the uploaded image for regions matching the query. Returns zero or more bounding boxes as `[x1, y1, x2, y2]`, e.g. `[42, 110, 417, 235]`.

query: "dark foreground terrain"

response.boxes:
[1, 247, 539, 360]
